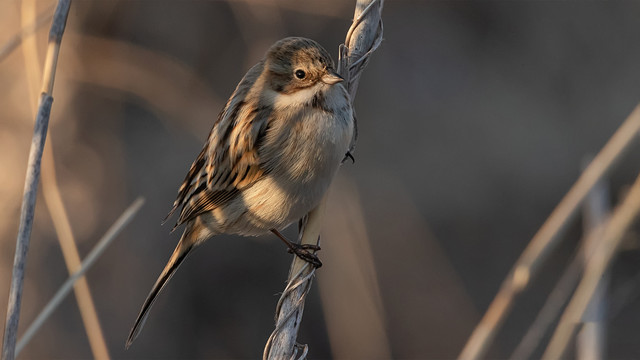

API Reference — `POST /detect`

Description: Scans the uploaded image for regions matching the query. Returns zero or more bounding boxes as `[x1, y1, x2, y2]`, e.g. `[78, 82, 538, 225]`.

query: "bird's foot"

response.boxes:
[271, 229, 322, 268]
[287, 243, 322, 268]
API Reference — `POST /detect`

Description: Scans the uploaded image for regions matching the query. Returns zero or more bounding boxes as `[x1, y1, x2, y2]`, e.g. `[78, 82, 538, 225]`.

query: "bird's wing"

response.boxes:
[164, 62, 271, 228]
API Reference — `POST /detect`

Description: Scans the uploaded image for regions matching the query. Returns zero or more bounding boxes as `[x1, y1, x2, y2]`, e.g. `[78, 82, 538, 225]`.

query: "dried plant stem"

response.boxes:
[40, 148, 111, 360]
[264, 1, 383, 358]
[20, 0, 43, 109]
[541, 173, 640, 359]
[15, 197, 145, 355]
[459, 104, 640, 360]
[1, 2, 71, 360]
[0, 3, 54, 64]
[509, 180, 609, 360]
[1, 87, 52, 360]
[576, 179, 609, 360]
[509, 250, 582, 360]
[263, 200, 326, 360]
[18, 1, 110, 358]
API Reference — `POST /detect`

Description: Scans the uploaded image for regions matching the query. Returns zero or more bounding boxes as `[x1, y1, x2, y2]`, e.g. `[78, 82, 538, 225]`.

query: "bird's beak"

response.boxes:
[321, 70, 344, 85]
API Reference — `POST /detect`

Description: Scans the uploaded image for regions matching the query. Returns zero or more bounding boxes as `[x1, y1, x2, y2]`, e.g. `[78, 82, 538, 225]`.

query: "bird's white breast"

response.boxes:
[233, 82, 354, 235]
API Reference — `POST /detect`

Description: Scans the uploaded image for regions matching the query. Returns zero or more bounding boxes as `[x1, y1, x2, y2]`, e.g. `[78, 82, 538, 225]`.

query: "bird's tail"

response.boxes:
[125, 229, 197, 349]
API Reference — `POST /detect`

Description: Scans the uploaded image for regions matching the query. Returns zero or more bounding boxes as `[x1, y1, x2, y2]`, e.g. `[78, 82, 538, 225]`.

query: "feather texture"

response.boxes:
[128, 37, 355, 348]
[167, 62, 270, 228]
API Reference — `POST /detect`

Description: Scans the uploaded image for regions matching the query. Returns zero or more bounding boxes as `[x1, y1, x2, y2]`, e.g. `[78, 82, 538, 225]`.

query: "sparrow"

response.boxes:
[126, 37, 355, 348]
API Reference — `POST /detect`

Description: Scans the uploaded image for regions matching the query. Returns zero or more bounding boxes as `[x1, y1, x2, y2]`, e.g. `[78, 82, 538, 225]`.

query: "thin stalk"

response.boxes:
[15, 198, 145, 355]
[1, 2, 71, 359]
[576, 179, 609, 360]
[509, 179, 610, 360]
[458, 104, 640, 360]
[19, 1, 110, 357]
[0, 3, 54, 63]
[264, 1, 384, 358]
[542, 172, 640, 359]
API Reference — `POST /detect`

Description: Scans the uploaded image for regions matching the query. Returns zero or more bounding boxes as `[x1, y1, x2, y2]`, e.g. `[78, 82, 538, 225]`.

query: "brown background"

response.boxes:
[1, 1, 640, 358]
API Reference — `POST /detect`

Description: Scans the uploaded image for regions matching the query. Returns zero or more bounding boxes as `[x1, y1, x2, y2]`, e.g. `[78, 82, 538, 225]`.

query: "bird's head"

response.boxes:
[264, 37, 343, 94]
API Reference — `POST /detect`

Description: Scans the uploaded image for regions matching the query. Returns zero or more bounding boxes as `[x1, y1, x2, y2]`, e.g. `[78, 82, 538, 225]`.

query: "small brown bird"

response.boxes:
[126, 37, 355, 348]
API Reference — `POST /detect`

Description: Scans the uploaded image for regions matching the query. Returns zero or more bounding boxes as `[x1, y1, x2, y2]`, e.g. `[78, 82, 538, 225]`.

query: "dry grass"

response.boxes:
[2, 1, 640, 359]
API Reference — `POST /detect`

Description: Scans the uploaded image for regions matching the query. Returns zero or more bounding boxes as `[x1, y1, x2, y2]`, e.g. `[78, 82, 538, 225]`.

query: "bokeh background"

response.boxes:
[2, 0, 640, 359]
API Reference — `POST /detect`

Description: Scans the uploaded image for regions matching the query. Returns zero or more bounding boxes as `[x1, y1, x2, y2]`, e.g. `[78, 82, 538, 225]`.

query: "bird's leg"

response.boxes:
[271, 229, 322, 268]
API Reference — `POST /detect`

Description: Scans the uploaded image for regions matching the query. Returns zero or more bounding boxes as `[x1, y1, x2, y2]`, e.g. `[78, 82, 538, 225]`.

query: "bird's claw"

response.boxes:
[342, 151, 355, 164]
[288, 243, 322, 268]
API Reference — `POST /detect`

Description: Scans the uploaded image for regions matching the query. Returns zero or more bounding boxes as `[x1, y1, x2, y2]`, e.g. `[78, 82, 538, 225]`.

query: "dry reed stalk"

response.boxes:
[263, 1, 383, 358]
[18, 2, 109, 358]
[576, 179, 609, 360]
[509, 180, 609, 360]
[459, 104, 640, 360]
[0, 3, 54, 63]
[39, 151, 111, 360]
[15, 198, 145, 355]
[541, 172, 640, 359]
[509, 250, 582, 360]
[1, 1, 71, 359]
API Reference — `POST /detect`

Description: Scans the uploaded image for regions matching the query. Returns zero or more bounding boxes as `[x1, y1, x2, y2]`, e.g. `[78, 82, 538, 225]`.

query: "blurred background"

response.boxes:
[2, 0, 640, 359]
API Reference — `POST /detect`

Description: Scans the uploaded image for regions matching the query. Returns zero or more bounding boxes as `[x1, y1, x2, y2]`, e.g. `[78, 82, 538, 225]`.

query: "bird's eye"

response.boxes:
[294, 69, 306, 79]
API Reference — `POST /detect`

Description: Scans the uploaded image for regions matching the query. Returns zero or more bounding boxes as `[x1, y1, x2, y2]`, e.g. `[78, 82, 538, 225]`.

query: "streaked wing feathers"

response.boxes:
[176, 187, 238, 227]
[165, 61, 269, 228]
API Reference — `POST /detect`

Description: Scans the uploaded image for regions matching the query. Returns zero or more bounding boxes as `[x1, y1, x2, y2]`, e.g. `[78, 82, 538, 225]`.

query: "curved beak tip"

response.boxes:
[322, 71, 344, 85]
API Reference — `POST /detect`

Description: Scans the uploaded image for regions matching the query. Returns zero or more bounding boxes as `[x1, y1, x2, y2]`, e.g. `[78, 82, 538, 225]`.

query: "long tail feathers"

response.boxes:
[126, 233, 195, 349]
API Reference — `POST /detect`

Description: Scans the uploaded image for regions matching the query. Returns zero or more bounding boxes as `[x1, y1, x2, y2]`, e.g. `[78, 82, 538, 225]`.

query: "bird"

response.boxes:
[126, 37, 355, 348]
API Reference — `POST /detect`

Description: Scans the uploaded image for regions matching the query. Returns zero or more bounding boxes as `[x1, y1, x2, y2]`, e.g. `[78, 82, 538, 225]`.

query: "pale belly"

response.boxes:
[230, 173, 333, 235]
[201, 82, 354, 236]
[215, 118, 352, 235]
